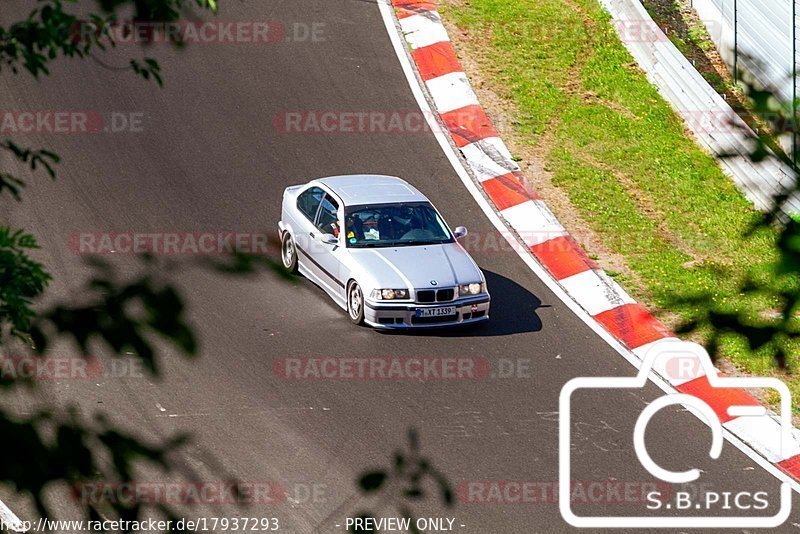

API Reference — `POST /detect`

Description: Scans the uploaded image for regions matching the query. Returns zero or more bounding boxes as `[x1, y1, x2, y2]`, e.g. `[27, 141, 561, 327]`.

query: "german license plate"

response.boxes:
[416, 306, 456, 318]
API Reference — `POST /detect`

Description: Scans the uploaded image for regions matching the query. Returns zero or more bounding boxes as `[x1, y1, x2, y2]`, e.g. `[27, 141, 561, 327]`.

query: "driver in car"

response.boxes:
[377, 208, 411, 240]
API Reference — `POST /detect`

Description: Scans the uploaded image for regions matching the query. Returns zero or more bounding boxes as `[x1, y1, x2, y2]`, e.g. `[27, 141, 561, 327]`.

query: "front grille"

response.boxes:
[416, 290, 435, 303]
[436, 288, 455, 301]
[378, 317, 405, 325]
[415, 288, 455, 303]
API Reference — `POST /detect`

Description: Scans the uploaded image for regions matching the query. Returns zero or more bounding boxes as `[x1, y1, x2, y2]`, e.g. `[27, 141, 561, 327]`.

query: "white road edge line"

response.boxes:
[376, 0, 800, 495]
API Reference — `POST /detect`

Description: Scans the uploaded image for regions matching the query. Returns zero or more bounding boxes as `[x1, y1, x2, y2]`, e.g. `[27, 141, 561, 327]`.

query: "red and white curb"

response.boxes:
[388, 0, 800, 483]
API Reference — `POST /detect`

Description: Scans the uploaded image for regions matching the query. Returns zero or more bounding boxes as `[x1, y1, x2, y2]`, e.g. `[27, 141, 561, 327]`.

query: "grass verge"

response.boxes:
[437, 0, 800, 407]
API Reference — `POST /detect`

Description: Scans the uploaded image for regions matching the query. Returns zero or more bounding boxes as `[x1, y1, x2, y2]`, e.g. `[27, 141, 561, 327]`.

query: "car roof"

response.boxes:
[313, 174, 428, 206]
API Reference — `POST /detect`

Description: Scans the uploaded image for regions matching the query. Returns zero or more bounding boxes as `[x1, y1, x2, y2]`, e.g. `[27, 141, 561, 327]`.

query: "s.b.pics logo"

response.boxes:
[559, 341, 794, 528]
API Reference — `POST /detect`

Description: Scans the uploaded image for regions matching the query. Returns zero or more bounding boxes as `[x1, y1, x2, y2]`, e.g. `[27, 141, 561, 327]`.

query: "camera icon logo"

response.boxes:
[559, 341, 793, 528]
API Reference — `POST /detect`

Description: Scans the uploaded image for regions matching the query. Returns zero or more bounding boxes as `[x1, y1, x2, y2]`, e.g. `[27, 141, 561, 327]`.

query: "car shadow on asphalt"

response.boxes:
[378, 269, 545, 337]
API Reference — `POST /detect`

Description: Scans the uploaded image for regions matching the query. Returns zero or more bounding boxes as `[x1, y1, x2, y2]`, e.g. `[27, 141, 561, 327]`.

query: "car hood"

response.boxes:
[349, 242, 482, 290]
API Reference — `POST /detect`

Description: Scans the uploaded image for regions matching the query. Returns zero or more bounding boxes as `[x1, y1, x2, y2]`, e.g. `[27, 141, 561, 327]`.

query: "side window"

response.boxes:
[297, 187, 324, 222]
[315, 194, 340, 235]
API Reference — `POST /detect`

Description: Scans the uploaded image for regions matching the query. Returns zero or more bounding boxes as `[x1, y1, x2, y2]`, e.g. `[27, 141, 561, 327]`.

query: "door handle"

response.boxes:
[309, 231, 316, 238]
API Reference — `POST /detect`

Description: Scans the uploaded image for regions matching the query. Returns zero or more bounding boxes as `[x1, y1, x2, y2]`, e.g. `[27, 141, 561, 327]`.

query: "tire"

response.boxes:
[281, 231, 298, 273]
[347, 281, 365, 325]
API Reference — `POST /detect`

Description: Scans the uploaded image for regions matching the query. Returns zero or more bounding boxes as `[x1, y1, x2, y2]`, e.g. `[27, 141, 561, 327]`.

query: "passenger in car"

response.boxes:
[346, 215, 365, 241]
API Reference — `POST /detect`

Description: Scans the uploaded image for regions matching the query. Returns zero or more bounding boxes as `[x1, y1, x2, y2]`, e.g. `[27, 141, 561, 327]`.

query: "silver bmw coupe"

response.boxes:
[278, 174, 490, 328]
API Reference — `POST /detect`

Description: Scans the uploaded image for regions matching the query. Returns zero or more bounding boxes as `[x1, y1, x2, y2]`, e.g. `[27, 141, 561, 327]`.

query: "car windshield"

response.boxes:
[344, 202, 453, 248]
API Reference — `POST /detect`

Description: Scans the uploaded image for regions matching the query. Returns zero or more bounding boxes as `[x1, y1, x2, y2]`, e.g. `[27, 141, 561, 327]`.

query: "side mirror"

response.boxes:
[320, 233, 339, 245]
[453, 226, 468, 239]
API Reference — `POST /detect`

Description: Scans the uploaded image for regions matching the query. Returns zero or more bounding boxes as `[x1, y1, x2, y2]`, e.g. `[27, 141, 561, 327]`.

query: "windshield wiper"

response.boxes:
[352, 239, 447, 248]
[398, 239, 447, 246]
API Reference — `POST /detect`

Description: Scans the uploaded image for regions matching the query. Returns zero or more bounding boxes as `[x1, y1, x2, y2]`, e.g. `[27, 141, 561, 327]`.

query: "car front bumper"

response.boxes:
[364, 294, 490, 329]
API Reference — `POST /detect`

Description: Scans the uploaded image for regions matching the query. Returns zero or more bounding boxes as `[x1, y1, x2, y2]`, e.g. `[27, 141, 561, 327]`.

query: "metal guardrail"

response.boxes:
[693, 0, 797, 156]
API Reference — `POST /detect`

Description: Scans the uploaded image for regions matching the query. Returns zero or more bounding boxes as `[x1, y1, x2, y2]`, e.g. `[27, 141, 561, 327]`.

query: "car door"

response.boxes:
[308, 192, 346, 302]
[292, 186, 325, 276]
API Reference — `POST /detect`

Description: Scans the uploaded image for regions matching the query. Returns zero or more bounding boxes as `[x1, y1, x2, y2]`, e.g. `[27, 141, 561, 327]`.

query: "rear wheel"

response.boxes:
[281, 232, 298, 273]
[347, 281, 365, 325]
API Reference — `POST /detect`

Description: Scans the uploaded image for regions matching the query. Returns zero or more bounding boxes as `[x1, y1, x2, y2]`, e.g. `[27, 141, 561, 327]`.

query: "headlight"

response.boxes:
[370, 289, 409, 300]
[459, 283, 484, 296]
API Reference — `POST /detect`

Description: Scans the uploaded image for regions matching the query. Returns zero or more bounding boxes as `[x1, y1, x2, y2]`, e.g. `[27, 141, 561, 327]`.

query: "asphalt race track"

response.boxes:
[1, 0, 798, 532]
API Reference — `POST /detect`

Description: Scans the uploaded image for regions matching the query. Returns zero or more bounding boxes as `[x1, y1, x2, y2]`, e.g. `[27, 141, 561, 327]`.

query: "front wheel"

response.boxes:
[347, 281, 365, 325]
[281, 231, 298, 273]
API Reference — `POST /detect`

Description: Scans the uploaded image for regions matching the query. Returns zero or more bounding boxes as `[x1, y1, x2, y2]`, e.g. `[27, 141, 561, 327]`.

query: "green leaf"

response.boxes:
[358, 471, 387, 493]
